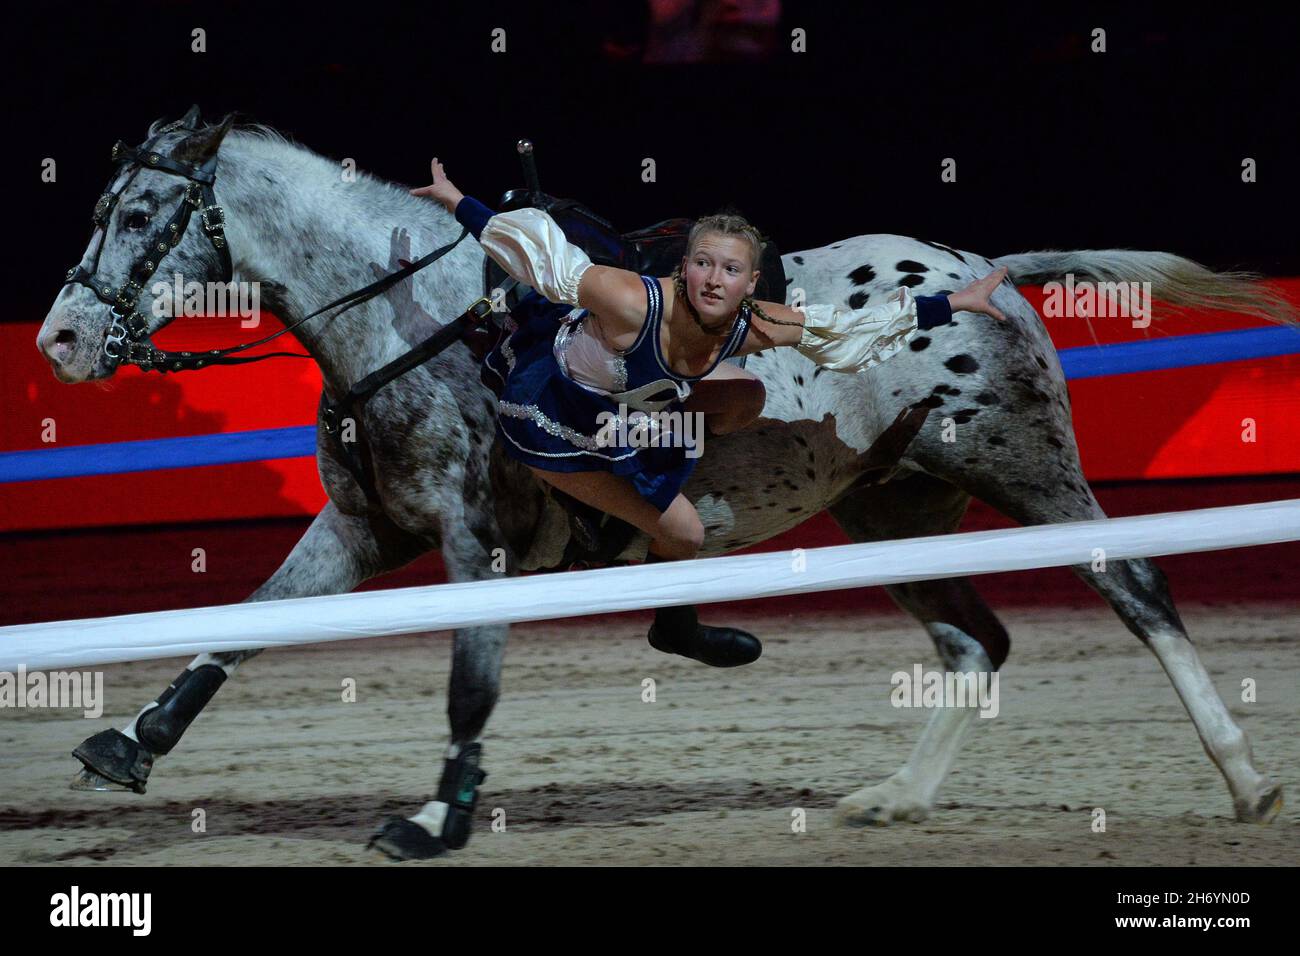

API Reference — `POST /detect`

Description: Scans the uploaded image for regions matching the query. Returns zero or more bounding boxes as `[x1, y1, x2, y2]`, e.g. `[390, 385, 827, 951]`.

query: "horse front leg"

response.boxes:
[826, 472, 1011, 826]
[369, 494, 514, 860]
[70, 500, 433, 793]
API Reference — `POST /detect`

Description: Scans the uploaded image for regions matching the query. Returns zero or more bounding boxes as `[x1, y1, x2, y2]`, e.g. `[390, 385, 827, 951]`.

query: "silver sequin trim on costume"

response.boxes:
[552, 311, 579, 379]
[498, 314, 519, 370]
[482, 312, 519, 389]
[498, 400, 662, 457]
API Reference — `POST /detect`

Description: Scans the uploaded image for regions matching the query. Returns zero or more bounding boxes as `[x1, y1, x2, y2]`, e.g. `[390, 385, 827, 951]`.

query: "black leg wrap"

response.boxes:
[135, 664, 227, 756]
[435, 743, 487, 850]
[72, 729, 154, 794]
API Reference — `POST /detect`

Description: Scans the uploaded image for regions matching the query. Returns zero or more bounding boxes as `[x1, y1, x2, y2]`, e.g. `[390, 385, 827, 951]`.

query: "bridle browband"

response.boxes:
[61, 118, 483, 375]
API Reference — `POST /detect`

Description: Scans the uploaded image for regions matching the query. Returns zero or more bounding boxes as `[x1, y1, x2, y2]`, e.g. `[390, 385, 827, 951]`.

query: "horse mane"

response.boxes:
[205, 115, 437, 218]
[227, 118, 301, 151]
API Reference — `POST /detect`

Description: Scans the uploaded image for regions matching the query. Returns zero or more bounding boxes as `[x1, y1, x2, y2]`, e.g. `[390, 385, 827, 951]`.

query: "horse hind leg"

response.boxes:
[928, 426, 1281, 824]
[1075, 551, 1281, 822]
[71, 501, 434, 793]
[825, 473, 1011, 826]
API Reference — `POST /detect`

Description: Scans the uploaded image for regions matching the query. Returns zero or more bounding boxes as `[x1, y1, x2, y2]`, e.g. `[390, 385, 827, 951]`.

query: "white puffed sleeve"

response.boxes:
[478, 208, 595, 307]
[794, 287, 920, 374]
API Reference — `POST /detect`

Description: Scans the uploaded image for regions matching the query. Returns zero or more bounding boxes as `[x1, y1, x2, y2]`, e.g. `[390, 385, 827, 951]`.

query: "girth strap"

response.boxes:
[320, 277, 518, 503]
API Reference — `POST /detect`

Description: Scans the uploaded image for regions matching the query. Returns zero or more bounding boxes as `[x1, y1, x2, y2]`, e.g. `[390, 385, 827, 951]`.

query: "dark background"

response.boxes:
[7, 0, 1299, 326]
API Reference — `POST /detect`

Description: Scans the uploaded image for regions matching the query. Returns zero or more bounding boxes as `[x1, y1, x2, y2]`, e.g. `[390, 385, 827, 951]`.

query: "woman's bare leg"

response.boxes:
[525, 464, 759, 666]
[526, 466, 704, 560]
[683, 362, 766, 435]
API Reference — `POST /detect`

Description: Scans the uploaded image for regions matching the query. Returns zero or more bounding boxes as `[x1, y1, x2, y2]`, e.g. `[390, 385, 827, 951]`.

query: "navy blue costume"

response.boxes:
[455, 195, 953, 514]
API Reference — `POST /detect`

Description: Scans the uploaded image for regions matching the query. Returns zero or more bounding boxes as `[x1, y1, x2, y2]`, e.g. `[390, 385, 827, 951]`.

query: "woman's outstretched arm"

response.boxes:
[735, 268, 1008, 373]
[410, 158, 647, 339]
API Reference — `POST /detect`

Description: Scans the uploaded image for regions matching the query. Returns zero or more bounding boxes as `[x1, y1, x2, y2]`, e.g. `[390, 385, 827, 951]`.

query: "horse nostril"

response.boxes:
[41, 326, 78, 364]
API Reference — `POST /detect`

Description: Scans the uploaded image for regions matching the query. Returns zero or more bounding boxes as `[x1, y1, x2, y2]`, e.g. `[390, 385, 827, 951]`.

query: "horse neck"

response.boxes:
[216, 132, 483, 397]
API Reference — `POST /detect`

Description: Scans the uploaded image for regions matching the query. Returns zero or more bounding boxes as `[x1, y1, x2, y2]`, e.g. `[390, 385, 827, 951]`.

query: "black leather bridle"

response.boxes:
[62, 117, 243, 372]
[62, 117, 498, 375]
[60, 114, 511, 503]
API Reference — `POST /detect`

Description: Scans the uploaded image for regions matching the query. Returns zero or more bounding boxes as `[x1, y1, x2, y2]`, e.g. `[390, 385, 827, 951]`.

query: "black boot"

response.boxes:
[643, 556, 762, 667]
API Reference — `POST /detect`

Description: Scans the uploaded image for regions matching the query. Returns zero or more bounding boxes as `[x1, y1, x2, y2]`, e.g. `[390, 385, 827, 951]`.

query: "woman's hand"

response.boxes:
[409, 157, 464, 213]
[947, 267, 1010, 322]
[368, 227, 438, 342]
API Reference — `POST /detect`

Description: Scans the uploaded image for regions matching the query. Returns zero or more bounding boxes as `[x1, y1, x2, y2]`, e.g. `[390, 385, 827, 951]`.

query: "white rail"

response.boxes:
[2, 498, 1298, 672]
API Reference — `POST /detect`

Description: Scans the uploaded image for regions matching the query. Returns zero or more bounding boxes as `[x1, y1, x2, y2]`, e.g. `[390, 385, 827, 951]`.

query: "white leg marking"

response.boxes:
[1146, 629, 1281, 822]
[409, 802, 450, 837]
[835, 624, 991, 826]
[407, 743, 464, 837]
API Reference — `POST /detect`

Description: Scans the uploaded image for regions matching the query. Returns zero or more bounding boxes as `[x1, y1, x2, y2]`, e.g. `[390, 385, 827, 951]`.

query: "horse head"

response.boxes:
[38, 106, 236, 382]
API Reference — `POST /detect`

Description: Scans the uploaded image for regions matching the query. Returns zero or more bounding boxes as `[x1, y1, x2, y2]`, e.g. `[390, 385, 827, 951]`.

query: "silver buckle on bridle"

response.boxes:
[104, 314, 128, 360]
[201, 204, 225, 235]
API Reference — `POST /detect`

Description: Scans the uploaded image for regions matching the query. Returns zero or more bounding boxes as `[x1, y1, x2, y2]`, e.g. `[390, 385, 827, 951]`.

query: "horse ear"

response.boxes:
[174, 112, 236, 166]
[147, 105, 202, 139]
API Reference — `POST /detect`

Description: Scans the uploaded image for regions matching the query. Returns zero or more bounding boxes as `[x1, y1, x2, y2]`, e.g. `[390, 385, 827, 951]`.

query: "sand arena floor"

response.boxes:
[0, 603, 1295, 866]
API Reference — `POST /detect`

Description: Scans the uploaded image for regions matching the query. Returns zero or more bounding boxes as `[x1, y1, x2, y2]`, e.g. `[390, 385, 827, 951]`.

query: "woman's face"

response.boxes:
[682, 233, 759, 322]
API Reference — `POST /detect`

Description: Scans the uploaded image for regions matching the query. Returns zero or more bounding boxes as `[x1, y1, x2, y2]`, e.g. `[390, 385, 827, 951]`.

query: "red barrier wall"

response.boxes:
[4, 279, 1298, 533]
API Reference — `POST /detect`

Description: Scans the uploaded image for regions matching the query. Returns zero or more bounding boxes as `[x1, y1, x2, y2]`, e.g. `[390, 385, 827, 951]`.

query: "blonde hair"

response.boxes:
[685, 211, 765, 272]
[670, 208, 803, 332]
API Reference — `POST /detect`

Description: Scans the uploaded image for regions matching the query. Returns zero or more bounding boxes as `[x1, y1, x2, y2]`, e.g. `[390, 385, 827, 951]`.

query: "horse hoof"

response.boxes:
[367, 817, 449, 861]
[833, 776, 931, 827]
[1235, 783, 1283, 824]
[69, 767, 138, 793]
[71, 729, 153, 794]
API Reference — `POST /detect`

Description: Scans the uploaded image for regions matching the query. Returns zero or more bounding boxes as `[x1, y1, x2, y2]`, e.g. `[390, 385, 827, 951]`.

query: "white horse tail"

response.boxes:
[992, 249, 1296, 327]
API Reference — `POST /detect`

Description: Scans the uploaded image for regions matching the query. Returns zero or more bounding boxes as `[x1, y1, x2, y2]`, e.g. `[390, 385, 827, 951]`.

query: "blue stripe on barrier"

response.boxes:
[2, 426, 316, 482]
[1057, 325, 1300, 379]
[4, 325, 1299, 483]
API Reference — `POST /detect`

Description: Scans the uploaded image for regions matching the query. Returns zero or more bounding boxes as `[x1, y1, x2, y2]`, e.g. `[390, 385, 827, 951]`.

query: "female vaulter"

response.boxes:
[412, 159, 1007, 668]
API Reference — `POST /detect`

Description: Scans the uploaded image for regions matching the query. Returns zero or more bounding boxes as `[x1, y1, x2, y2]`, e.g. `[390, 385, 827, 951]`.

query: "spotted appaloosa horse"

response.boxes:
[38, 113, 1292, 859]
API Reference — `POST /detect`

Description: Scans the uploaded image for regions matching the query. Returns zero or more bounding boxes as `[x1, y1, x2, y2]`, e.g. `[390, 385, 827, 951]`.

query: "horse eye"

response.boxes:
[125, 211, 151, 230]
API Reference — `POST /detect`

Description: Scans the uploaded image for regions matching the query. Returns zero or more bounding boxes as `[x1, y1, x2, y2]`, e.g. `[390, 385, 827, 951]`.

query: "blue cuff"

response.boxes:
[454, 195, 496, 241]
[916, 294, 954, 331]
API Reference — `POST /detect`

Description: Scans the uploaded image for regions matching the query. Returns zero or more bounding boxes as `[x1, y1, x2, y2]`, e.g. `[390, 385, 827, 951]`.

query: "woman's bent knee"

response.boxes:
[654, 501, 705, 559]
